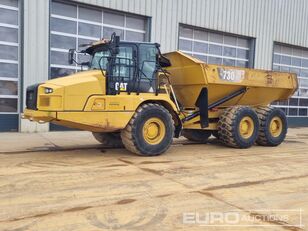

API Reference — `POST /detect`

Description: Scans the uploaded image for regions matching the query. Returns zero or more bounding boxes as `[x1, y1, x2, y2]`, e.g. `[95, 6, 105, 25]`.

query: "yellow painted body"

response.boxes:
[165, 51, 297, 108]
[23, 51, 298, 133]
[23, 70, 178, 132]
[165, 51, 298, 130]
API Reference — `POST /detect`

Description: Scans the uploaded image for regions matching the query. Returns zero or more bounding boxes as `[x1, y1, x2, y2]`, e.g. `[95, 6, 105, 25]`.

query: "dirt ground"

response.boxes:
[0, 128, 307, 231]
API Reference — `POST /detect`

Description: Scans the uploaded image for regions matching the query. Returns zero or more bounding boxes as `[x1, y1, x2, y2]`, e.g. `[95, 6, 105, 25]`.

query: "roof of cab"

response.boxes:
[83, 39, 158, 54]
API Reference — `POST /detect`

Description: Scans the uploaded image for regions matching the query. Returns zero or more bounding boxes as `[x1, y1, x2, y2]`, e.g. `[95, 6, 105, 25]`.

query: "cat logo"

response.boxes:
[115, 82, 128, 91]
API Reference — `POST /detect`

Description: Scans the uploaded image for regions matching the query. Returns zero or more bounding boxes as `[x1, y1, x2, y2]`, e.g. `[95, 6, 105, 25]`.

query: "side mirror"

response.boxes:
[114, 35, 120, 54]
[109, 33, 121, 55]
[68, 49, 75, 65]
[115, 35, 120, 46]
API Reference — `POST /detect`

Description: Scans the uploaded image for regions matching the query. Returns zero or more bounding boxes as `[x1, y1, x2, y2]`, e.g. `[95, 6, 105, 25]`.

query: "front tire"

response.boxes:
[121, 103, 174, 156]
[256, 106, 287, 146]
[92, 132, 124, 148]
[218, 106, 259, 148]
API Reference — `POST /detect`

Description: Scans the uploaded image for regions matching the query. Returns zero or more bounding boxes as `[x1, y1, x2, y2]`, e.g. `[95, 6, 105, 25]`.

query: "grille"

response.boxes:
[26, 84, 39, 110]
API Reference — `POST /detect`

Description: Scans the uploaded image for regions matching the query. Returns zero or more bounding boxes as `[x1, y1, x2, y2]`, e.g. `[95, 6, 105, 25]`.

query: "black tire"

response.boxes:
[212, 131, 220, 139]
[218, 106, 259, 148]
[92, 132, 124, 148]
[256, 106, 287, 146]
[121, 103, 174, 156]
[182, 129, 211, 143]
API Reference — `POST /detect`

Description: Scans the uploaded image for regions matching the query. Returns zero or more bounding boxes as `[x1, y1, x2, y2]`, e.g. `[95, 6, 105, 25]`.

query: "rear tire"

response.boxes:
[92, 132, 124, 148]
[182, 129, 211, 143]
[121, 103, 174, 156]
[218, 106, 259, 148]
[256, 106, 287, 146]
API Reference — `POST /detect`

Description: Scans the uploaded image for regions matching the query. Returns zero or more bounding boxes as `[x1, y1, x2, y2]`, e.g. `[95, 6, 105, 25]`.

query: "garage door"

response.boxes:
[272, 43, 308, 123]
[179, 25, 254, 68]
[0, 0, 20, 132]
[50, 0, 149, 130]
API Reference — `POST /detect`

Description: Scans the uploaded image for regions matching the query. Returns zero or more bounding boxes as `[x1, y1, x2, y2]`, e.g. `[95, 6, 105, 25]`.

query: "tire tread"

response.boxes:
[121, 103, 174, 156]
[92, 132, 124, 148]
[256, 106, 287, 146]
[218, 106, 258, 148]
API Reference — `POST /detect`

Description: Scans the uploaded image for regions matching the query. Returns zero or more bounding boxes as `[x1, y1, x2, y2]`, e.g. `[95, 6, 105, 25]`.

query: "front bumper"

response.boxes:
[22, 109, 56, 123]
[22, 109, 134, 132]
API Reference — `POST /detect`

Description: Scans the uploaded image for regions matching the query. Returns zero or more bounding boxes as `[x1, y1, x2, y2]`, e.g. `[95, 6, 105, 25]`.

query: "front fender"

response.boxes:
[84, 93, 179, 113]
[83, 93, 181, 133]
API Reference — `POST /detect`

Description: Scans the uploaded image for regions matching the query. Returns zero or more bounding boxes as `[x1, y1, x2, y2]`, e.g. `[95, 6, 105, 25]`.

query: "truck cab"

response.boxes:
[23, 34, 180, 156]
[83, 37, 170, 95]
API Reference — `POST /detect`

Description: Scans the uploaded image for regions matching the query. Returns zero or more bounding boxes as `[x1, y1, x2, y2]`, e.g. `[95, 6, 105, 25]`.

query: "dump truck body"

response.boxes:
[164, 51, 297, 131]
[165, 51, 297, 109]
[23, 35, 298, 156]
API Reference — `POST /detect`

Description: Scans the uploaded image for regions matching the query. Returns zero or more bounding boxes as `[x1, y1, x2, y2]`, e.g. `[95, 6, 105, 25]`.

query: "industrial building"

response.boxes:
[0, 0, 307, 132]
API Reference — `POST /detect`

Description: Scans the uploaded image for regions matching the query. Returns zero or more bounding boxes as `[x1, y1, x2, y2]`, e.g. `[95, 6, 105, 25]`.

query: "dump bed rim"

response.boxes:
[163, 51, 298, 77]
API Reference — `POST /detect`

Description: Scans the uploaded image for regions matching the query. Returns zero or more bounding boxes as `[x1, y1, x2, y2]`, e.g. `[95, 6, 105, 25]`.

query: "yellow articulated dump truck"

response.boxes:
[23, 33, 298, 156]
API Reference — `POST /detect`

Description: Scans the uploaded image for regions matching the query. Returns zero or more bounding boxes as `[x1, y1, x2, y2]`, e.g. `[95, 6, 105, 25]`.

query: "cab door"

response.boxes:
[138, 44, 158, 93]
[107, 44, 137, 95]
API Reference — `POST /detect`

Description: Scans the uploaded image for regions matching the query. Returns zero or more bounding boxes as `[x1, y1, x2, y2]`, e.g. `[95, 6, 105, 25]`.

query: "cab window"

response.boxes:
[90, 50, 110, 70]
[113, 46, 134, 79]
[139, 44, 157, 80]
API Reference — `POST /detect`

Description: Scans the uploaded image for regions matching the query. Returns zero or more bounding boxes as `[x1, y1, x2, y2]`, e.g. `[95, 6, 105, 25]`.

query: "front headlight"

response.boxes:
[44, 87, 53, 94]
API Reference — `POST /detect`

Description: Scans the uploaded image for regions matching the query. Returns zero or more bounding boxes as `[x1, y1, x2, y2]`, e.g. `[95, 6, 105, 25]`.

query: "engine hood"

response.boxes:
[46, 70, 104, 87]
[39, 70, 106, 111]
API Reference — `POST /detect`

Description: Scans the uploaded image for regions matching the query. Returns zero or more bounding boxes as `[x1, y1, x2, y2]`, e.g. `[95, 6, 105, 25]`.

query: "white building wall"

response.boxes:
[74, 0, 308, 69]
[21, 0, 50, 132]
[21, 0, 308, 132]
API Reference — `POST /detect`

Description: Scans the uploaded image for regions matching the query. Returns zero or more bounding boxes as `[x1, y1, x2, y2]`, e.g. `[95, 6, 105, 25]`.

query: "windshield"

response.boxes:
[89, 46, 133, 72]
[90, 50, 110, 70]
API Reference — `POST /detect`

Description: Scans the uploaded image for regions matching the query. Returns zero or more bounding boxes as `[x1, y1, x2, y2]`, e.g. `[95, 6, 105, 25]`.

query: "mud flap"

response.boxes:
[195, 88, 209, 128]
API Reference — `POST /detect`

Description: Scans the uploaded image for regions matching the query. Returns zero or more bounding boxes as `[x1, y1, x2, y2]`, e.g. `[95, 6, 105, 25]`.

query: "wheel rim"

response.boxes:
[269, 116, 283, 137]
[239, 116, 254, 139]
[142, 117, 166, 145]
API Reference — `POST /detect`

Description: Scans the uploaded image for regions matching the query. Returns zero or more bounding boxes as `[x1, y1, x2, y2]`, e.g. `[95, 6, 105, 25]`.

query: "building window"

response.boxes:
[0, 0, 19, 114]
[178, 25, 254, 68]
[50, 0, 149, 79]
[272, 43, 308, 117]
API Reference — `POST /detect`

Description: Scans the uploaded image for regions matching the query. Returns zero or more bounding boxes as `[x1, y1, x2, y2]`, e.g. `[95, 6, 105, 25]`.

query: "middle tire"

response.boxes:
[92, 132, 124, 148]
[121, 103, 174, 156]
[182, 129, 211, 143]
[218, 106, 259, 148]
